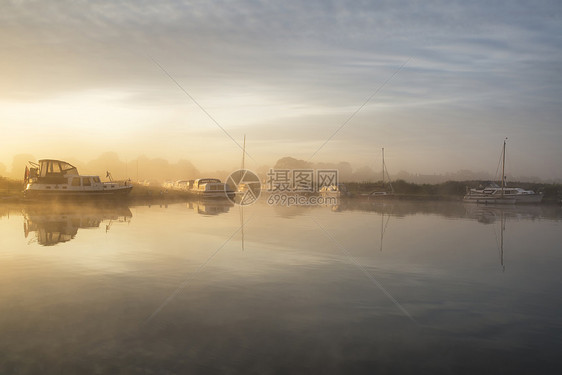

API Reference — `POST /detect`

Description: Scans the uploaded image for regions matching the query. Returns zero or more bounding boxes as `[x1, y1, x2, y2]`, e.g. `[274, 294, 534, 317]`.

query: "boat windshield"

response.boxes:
[195, 178, 221, 189]
[39, 160, 78, 177]
[198, 178, 221, 184]
[60, 162, 78, 175]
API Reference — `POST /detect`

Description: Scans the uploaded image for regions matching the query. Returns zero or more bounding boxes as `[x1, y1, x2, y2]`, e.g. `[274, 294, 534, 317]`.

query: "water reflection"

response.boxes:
[327, 199, 562, 221]
[22, 203, 132, 246]
[187, 199, 234, 215]
[1, 200, 561, 373]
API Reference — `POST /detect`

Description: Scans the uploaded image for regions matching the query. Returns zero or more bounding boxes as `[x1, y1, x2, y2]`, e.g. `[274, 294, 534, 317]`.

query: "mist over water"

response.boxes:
[1, 200, 561, 373]
[4, 152, 554, 186]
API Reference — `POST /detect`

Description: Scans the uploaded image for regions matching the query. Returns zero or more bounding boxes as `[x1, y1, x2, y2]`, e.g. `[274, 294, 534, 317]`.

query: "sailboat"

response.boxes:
[369, 148, 394, 198]
[463, 139, 541, 204]
[226, 135, 261, 205]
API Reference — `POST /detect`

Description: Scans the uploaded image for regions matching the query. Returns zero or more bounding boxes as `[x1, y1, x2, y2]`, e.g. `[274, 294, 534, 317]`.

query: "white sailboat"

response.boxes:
[369, 148, 394, 198]
[463, 139, 542, 204]
[228, 135, 261, 205]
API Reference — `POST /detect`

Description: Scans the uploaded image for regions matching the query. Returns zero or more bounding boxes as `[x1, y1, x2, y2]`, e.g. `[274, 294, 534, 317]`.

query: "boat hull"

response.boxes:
[188, 191, 235, 200]
[463, 195, 516, 205]
[320, 191, 341, 197]
[464, 190, 543, 204]
[368, 192, 394, 199]
[24, 186, 133, 200]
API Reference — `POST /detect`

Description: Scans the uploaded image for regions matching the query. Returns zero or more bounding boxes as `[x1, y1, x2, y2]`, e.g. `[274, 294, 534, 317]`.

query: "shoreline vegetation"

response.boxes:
[3, 176, 561, 204]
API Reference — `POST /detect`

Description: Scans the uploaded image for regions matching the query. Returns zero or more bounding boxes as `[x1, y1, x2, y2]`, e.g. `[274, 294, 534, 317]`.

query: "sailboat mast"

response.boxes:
[382, 148, 385, 185]
[501, 138, 506, 197]
[242, 134, 246, 170]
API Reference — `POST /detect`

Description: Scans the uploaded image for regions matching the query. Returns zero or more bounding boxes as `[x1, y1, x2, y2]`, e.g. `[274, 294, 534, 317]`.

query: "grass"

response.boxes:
[2, 176, 560, 203]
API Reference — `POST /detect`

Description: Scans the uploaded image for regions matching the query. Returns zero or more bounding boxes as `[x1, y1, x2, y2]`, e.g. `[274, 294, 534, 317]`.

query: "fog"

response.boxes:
[3, 152, 555, 185]
[1, 1, 561, 182]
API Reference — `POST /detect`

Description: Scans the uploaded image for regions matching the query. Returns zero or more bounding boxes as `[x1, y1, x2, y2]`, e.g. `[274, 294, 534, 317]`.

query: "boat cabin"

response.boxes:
[31, 159, 79, 184]
[193, 178, 222, 190]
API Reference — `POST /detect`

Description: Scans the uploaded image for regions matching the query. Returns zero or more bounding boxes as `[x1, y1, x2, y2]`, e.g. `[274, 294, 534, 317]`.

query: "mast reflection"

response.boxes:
[465, 206, 509, 271]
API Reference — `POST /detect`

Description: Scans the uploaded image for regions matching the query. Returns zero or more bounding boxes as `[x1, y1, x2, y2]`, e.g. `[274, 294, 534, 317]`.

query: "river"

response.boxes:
[1, 200, 561, 374]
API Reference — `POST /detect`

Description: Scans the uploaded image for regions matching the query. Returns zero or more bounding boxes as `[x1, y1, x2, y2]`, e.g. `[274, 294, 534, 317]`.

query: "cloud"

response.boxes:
[1, 0, 561, 178]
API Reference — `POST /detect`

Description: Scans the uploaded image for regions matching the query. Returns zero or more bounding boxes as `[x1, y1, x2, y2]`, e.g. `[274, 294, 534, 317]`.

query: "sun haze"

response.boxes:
[1, 1, 561, 181]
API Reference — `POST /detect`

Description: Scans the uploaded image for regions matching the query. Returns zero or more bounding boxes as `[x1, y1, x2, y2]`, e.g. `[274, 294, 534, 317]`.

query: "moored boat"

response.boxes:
[190, 178, 235, 199]
[462, 191, 516, 205]
[463, 139, 542, 204]
[464, 184, 542, 204]
[319, 183, 348, 197]
[23, 159, 132, 199]
[367, 148, 394, 199]
[163, 179, 193, 191]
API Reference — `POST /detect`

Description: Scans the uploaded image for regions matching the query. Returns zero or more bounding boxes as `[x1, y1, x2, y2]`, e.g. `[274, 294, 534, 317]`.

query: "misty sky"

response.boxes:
[1, 0, 561, 179]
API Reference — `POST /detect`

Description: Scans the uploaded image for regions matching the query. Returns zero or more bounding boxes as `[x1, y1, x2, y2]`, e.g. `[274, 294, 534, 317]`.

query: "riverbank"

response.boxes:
[0, 179, 195, 204]
[2, 178, 561, 204]
[345, 180, 562, 204]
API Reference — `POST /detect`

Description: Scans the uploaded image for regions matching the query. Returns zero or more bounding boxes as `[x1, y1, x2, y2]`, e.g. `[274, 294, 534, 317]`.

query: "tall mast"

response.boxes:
[382, 148, 385, 185]
[242, 134, 246, 170]
[501, 138, 507, 197]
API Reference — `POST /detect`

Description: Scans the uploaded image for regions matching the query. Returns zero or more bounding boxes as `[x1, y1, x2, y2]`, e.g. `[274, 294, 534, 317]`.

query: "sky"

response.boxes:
[1, 0, 561, 180]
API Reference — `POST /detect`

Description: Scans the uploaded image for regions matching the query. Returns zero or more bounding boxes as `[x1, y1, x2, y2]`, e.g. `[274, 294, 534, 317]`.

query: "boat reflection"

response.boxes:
[324, 199, 562, 221]
[188, 200, 234, 216]
[23, 204, 132, 246]
[464, 205, 515, 271]
[463, 203, 549, 224]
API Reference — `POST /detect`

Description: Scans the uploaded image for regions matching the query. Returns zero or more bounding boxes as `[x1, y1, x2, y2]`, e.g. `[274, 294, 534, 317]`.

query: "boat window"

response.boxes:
[93, 177, 100, 183]
[60, 162, 73, 171]
[40, 161, 48, 177]
[83, 178, 91, 186]
[71, 178, 81, 186]
[50, 162, 61, 173]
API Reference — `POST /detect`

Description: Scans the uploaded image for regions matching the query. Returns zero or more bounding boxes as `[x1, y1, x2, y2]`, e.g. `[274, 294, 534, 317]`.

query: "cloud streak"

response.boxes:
[1, 0, 561, 178]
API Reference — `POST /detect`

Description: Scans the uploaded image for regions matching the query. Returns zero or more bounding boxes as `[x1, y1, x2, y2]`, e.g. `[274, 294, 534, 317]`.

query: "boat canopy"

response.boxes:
[193, 178, 221, 189]
[38, 159, 79, 177]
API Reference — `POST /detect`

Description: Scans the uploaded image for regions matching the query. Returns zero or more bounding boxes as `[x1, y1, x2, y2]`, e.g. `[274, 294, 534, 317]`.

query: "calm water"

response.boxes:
[1, 200, 561, 374]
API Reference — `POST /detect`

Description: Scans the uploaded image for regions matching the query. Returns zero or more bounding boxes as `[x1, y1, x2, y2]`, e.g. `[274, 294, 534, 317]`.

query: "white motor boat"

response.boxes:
[23, 159, 132, 199]
[190, 178, 235, 199]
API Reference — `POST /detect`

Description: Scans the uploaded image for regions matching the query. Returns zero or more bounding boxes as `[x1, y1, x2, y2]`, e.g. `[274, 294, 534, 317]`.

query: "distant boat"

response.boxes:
[368, 148, 394, 198]
[163, 179, 192, 191]
[190, 178, 235, 199]
[229, 135, 261, 205]
[464, 184, 541, 204]
[319, 183, 348, 197]
[23, 159, 132, 199]
[463, 139, 542, 204]
[462, 190, 516, 205]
